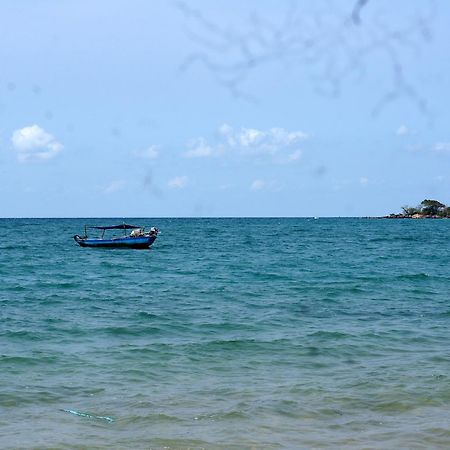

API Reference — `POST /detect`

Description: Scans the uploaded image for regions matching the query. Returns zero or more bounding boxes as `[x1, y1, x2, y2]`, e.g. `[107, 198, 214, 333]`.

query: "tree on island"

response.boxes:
[401, 206, 419, 216]
[400, 199, 449, 218]
[420, 199, 446, 215]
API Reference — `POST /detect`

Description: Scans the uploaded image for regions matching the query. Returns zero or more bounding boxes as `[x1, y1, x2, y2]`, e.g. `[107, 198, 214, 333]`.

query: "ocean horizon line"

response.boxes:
[0, 215, 380, 220]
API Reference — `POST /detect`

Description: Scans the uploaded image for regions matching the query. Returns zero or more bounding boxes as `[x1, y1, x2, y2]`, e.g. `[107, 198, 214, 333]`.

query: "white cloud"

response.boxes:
[396, 125, 410, 136]
[185, 124, 308, 161]
[11, 125, 63, 162]
[236, 126, 308, 155]
[218, 123, 237, 147]
[269, 127, 308, 145]
[102, 179, 127, 194]
[250, 179, 266, 191]
[218, 123, 233, 136]
[287, 149, 303, 161]
[184, 138, 213, 158]
[239, 128, 265, 147]
[359, 176, 369, 186]
[168, 175, 188, 189]
[250, 179, 281, 191]
[134, 145, 159, 159]
[433, 142, 450, 153]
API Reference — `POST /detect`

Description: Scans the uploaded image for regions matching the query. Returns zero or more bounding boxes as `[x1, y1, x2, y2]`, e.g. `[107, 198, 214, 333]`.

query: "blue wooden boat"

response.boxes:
[73, 223, 159, 249]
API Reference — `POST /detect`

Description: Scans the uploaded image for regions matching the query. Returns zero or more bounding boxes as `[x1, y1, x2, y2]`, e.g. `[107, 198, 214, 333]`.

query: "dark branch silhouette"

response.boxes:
[352, 0, 370, 25]
[175, 0, 436, 117]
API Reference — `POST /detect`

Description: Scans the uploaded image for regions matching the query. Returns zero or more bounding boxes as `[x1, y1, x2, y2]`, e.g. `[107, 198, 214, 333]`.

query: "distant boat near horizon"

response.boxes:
[73, 223, 159, 249]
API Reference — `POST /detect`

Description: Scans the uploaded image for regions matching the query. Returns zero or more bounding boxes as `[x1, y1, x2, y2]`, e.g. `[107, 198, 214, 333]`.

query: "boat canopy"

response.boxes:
[89, 224, 141, 230]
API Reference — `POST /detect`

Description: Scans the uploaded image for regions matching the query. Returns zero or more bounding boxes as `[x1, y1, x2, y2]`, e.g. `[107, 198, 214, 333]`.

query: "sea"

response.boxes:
[1, 218, 449, 449]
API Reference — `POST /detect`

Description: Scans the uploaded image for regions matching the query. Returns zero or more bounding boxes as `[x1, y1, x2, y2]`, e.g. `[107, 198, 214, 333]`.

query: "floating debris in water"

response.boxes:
[61, 409, 114, 422]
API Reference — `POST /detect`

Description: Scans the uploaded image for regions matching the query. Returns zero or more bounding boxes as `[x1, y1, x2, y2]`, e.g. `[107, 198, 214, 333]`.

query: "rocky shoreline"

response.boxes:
[379, 213, 449, 219]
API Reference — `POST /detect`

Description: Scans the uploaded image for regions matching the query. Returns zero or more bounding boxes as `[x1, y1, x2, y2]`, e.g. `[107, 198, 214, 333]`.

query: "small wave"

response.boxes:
[0, 245, 18, 250]
[34, 281, 80, 289]
[136, 311, 161, 319]
[2, 330, 46, 341]
[0, 354, 58, 366]
[194, 410, 249, 421]
[193, 338, 262, 351]
[308, 331, 351, 339]
[396, 273, 430, 281]
[398, 272, 430, 280]
[1, 390, 63, 407]
[3, 285, 27, 292]
[101, 325, 162, 336]
[372, 400, 425, 413]
[120, 413, 185, 425]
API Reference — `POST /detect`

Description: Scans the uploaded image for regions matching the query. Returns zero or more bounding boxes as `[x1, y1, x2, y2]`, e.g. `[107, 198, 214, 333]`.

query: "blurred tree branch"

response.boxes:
[351, 0, 370, 25]
[175, 0, 436, 117]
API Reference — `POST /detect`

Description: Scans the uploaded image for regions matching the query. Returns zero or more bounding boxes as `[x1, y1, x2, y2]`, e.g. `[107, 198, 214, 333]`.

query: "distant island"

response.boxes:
[383, 199, 450, 219]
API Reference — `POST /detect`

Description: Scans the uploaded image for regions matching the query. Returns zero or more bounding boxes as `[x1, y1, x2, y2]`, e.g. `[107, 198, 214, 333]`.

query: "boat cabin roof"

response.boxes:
[89, 224, 140, 230]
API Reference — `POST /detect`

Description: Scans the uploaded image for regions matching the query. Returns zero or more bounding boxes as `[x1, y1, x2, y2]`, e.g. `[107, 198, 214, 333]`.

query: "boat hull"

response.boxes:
[74, 235, 157, 249]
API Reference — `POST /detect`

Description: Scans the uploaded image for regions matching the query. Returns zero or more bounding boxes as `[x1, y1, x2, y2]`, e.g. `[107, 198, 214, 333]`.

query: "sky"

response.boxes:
[1, 0, 449, 217]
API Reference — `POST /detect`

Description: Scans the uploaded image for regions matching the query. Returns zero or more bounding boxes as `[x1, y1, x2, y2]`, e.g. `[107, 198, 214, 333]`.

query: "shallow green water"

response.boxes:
[1, 218, 450, 449]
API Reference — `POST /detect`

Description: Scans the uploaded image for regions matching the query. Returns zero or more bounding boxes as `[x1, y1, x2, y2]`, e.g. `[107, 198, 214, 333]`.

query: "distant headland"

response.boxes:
[382, 199, 450, 219]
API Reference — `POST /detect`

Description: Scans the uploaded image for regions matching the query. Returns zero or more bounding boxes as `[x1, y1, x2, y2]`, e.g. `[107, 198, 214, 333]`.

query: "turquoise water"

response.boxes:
[1, 218, 450, 449]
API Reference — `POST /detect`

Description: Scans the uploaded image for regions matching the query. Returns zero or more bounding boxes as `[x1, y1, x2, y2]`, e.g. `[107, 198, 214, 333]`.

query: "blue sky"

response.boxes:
[1, 0, 449, 217]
